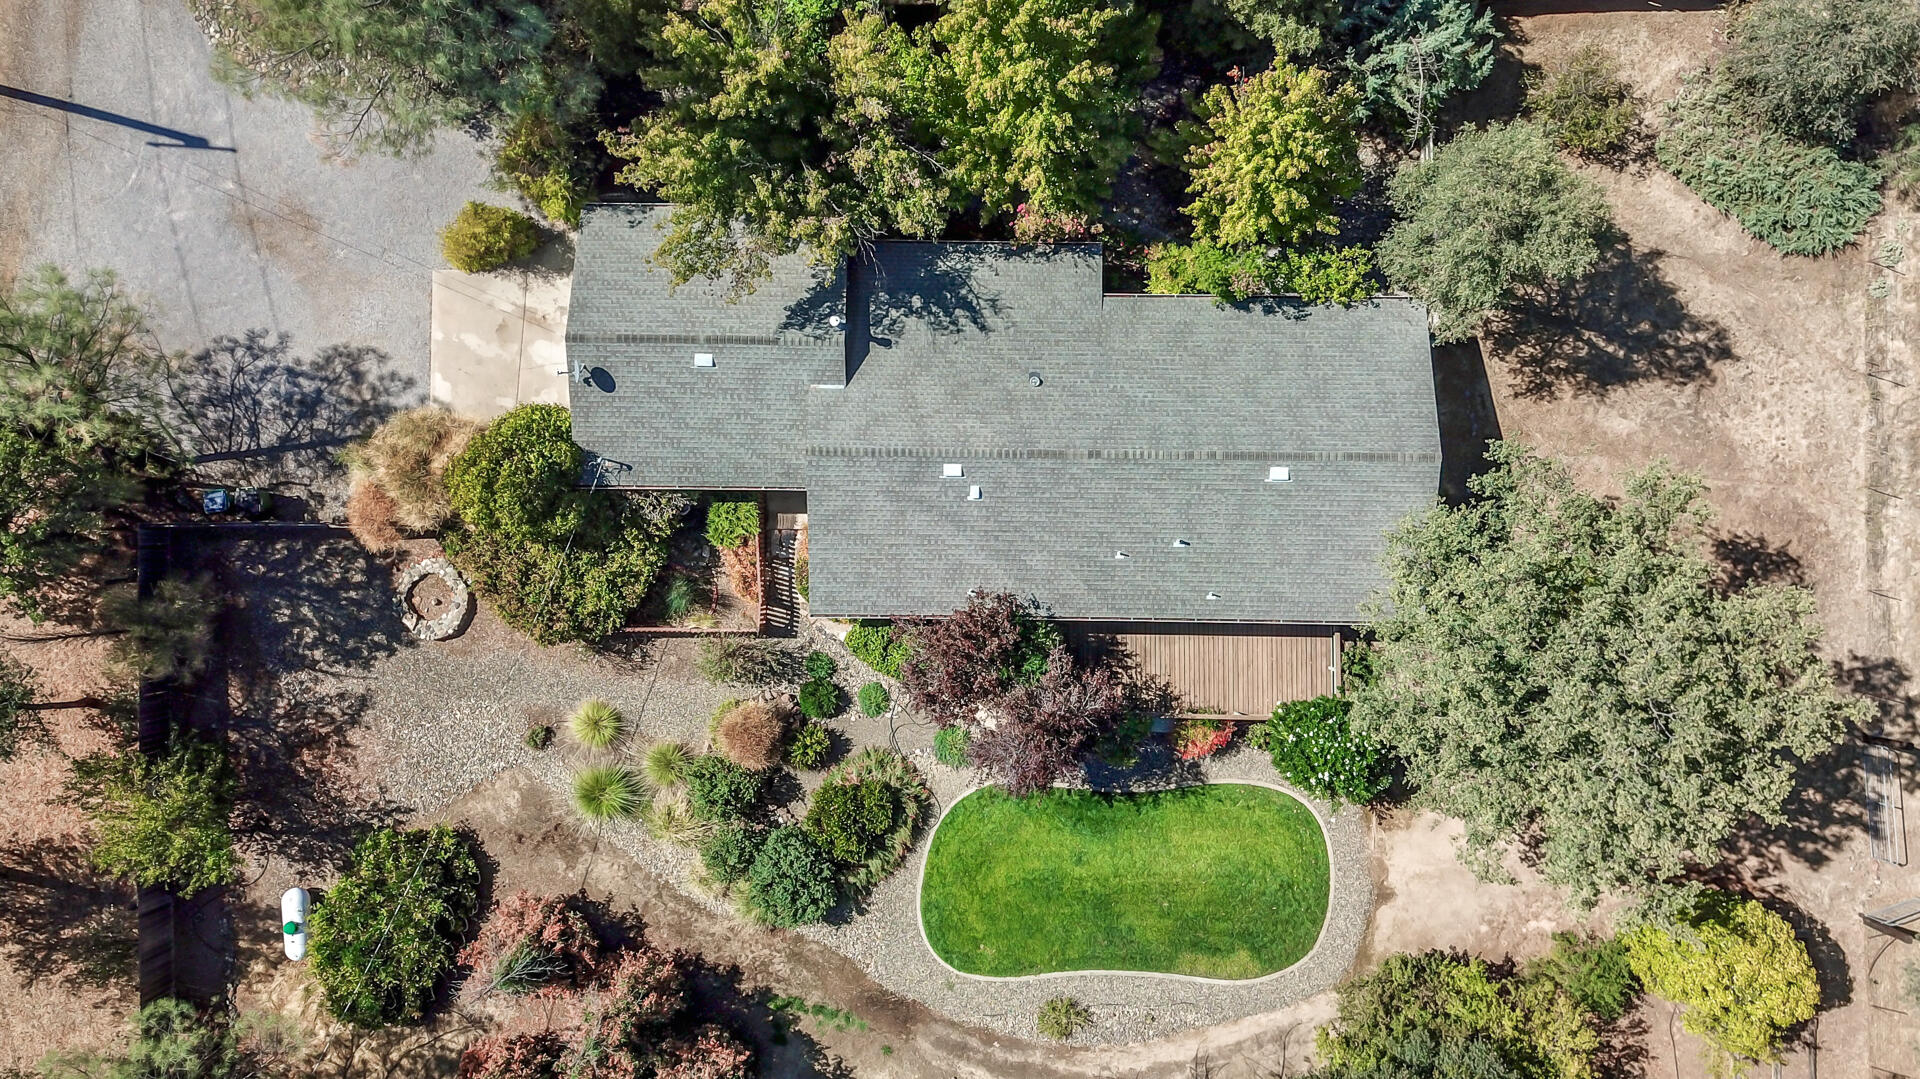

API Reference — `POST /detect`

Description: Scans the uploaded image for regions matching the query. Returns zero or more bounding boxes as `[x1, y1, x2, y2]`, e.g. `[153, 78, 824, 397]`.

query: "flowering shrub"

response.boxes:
[1173, 718, 1232, 760]
[1251, 695, 1390, 806]
[458, 891, 605, 995]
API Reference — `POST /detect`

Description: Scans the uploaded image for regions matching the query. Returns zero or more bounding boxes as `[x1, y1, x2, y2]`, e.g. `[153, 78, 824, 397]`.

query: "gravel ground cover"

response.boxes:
[348, 604, 1372, 1043]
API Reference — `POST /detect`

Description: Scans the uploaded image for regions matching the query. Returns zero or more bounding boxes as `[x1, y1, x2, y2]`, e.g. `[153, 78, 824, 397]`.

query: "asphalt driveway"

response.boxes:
[0, 0, 496, 393]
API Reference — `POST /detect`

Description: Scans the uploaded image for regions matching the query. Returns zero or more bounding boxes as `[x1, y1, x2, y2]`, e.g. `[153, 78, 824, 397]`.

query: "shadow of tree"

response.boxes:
[1712, 532, 1808, 593]
[1716, 739, 1867, 876]
[159, 330, 413, 491]
[1833, 653, 1919, 740]
[1480, 242, 1737, 398]
[0, 835, 138, 996]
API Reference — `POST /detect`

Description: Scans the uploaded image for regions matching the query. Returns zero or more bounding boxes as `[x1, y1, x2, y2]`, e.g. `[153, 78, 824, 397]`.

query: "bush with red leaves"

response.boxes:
[1173, 718, 1233, 760]
[656, 1025, 755, 1079]
[458, 892, 605, 995]
[590, 945, 689, 1045]
[967, 647, 1127, 795]
[458, 1032, 565, 1079]
[900, 592, 1063, 726]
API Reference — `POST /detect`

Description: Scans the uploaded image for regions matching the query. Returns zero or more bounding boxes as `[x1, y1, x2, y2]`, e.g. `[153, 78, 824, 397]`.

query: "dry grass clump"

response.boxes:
[345, 480, 406, 554]
[714, 699, 785, 771]
[719, 545, 761, 604]
[341, 407, 480, 531]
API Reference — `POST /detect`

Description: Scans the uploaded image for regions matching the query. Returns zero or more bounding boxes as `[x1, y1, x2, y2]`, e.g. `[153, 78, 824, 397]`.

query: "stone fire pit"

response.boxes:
[397, 557, 473, 641]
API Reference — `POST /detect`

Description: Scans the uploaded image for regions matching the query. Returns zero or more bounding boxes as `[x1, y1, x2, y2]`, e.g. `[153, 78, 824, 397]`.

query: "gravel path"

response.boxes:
[352, 609, 1373, 1045]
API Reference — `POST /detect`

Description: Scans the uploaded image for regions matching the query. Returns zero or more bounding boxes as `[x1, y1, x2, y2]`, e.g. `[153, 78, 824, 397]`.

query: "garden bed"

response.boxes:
[919, 783, 1330, 980]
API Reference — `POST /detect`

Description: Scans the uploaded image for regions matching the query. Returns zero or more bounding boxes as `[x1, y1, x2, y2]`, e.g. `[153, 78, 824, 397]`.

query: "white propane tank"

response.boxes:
[281, 887, 309, 961]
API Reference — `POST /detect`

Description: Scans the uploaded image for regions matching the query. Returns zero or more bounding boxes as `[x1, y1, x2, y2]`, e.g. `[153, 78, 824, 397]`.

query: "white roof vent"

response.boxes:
[966, 485, 983, 501]
[942, 463, 964, 479]
[1114, 550, 1129, 560]
[1267, 465, 1291, 482]
[1172, 538, 1191, 548]
[693, 352, 715, 368]
[1206, 591, 1222, 601]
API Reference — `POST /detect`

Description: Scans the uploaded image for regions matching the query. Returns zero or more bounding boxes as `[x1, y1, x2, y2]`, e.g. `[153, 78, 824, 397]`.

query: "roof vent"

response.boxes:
[1205, 591, 1221, 601]
[828, 315, 844, 329]
[1114, 550, 1129, 560]
[693, 352, 715, 368]
[1266, 465, 1291, 482]
[1027, 371, 1044, 387]
[966, 485, 983, 501]
[942, 463, 964, 479]
[1172, 538, 1191, 548]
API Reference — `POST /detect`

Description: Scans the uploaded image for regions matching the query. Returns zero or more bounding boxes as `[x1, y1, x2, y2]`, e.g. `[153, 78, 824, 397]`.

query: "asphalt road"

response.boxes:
[0, 0, 496, 395]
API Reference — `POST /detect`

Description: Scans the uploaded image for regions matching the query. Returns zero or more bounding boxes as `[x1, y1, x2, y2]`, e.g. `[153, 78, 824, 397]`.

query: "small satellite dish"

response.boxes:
[828, 315, 844, 329]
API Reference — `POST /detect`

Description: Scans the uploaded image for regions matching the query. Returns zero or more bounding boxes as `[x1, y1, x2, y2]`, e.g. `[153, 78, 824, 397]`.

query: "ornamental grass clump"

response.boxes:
[572, 766, 646, 822]
[568, 699, 624, 750]
[1037, 996, 1092, 1040]
[642, 741, 690, 788]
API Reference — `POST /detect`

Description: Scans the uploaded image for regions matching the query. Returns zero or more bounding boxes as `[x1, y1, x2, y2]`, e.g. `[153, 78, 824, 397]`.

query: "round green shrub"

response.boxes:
[704, 499, 759, 549]
[856, 681, 890, 718]
[1624, 893, 1816, 1062]
[1252, 695, 1390, 807]
[843, 622, 915, 678]
[308, 826, 481, 1028]
[1529, 931, 1639, 1022]
[803, 650, 837, 681]
[683, 754, 765, 821]
[803, 779, 897, 865]
[699, 822, 764, 884]
[745, 827, 838, 927]
[567, 698, 624, 750]
[440, 201, 541, 273]
[1528, 45, 1637, 159]
[819, 748, 932, 893]
[787, 722, 831, 769]
[572, 766, 646, 822]
[933, 725, 971, 769]
[797, 679, 843, 720]
[445, 405, 588, 546]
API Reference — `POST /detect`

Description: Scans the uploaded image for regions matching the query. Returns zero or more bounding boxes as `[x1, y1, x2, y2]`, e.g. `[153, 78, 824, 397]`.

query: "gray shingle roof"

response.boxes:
[567, 204, 843, 489]
[567, 204, 1440, 624]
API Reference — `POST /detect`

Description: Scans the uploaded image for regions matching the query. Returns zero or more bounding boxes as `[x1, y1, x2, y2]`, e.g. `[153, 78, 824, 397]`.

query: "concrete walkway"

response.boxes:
[428, 267, 571, 420]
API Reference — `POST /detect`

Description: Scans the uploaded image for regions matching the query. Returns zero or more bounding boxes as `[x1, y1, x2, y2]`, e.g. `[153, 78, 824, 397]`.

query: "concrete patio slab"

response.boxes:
[429, 266, 571, 420]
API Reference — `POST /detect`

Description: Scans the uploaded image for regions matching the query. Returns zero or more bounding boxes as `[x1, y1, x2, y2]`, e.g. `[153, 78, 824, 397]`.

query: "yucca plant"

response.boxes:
[642, 741, 690, 788]
[568, 699, 624, 750]
[572, 766, 645, 822]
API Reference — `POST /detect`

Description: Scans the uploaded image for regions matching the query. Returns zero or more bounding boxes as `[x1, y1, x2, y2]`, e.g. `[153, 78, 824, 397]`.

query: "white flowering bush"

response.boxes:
[1251, 696, 1390, 807]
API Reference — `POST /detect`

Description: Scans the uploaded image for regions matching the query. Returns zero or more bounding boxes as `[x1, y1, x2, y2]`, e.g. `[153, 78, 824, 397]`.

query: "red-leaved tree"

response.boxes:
[458, 891, 606, 996]
[900, 591, 1062, 726]
[968, 647, 1126, 795]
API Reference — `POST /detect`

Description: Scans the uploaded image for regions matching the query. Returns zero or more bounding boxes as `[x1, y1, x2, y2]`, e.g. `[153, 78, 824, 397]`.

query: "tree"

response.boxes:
[446, 404, 591, 545]
[1377, 121, 1610, 343]
[308, 825, 481, 1027]
[1180, 64, 1363, 250]
[1219, 0, 1338, 55]
[606, 2, 948, 295]
[900, 591, 1063, 726]
[1624, 893, 1818, 1064]
[196, 0, 602, 155]
[36, 997, 297, 1079]
[925, 0, 1160, 220]
[1350, 443, 1864, 904]
[0, 423, 139, 622]
[1720, 0, 1920, 146]
[1344, 0, 1500, 149]
[0, 265, 165, 455]
[66, 736, 238, 893]
[1314, 951, 1599, 1079]
[968, 647, 1125, 795]
[1145, 241, 1374, 304]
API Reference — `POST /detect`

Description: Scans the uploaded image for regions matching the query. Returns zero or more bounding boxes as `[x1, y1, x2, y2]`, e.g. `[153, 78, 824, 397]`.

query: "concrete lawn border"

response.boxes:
[914, 778, 1341, 986]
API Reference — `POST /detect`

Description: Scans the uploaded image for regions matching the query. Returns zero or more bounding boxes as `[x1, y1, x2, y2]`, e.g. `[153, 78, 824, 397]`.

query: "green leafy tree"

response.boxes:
[1180, 64, 1363, 250]
[1624, 892, 1818, 1064]
[745, 826, 838, 927]
[197, 0, 602, 155]
[1721, 0, 1920, 146]
[1345, 0, 1501, 148]
[1219, 0, 1337, 55]
[66, 736, 238, 893]
[0, 424, 139, 622]
[925, 0, 1160, 219]
[1315, 951, 1599, 1079]
[1377, 121, 1611, 342]
[606, 1, 948, 295]
[1351, 443, 1864, 903]
[308, 825, 481, 1027]
[1146, 241, 1373, 304]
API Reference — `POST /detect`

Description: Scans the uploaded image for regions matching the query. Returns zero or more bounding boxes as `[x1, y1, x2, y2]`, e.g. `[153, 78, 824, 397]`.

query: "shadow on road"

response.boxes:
[0, 83, 236, 151]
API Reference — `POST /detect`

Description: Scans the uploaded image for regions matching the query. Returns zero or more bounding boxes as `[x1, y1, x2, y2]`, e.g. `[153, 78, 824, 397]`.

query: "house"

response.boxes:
[567, 204, 1441, 713]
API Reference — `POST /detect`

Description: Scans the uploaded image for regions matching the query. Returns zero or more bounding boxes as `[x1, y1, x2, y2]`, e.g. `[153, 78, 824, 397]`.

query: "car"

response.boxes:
[281, 887, 309, 961]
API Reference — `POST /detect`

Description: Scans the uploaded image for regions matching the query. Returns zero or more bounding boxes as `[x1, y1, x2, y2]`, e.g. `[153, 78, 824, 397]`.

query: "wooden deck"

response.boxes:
[1066, 623, 1341, 717]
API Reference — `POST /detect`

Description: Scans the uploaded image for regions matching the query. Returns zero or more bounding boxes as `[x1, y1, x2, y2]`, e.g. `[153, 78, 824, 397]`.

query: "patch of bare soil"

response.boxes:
[0, 619, 137, 1069]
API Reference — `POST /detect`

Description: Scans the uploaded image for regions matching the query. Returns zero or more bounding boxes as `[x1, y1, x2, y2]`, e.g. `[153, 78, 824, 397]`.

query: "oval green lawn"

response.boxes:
[920, 783, 1330, 979]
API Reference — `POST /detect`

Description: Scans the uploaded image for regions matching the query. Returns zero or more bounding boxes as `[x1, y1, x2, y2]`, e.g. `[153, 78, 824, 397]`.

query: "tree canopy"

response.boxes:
[1180, 64, 1363, 250]
[1350, 443, 1862, 904]
[1720, 0, 1920, 146]
[1344, 0, 1500, 146]
[1377, 121, 1610, 343]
